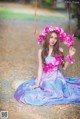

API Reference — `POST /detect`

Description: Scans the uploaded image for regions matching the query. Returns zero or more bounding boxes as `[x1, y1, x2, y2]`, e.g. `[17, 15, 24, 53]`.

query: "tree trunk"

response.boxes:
[38, 0, 43, 7]
[77, 13, 80, 29]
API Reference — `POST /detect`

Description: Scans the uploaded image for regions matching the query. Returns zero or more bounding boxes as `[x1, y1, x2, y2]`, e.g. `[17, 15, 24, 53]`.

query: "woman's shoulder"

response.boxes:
[38, 49, 43, 53]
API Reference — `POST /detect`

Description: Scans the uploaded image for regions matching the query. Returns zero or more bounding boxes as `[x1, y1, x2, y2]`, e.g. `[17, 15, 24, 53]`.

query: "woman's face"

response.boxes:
[48, 32, 58, 46]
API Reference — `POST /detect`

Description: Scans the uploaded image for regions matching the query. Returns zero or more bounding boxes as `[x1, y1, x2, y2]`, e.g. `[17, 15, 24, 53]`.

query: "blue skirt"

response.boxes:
[14, 69, 80, 106]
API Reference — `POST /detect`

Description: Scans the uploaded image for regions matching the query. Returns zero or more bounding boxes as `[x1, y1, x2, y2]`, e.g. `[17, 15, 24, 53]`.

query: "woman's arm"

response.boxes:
[36, 49, 43, 86]
[63, 46, 76, 70]
[63, 61, 69, 70]
[32, 49, 43, 89]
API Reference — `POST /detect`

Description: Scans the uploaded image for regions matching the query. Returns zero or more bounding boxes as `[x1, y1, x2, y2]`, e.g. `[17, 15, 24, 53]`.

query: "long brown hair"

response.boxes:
[41, 31, 64, 67]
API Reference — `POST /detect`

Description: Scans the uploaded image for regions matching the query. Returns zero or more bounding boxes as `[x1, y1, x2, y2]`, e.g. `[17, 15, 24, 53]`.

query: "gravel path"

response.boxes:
[0, 2, 80, 119]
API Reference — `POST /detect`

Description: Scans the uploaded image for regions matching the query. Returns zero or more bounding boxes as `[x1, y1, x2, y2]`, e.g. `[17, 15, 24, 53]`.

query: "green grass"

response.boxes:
[0, 10, 67, 21]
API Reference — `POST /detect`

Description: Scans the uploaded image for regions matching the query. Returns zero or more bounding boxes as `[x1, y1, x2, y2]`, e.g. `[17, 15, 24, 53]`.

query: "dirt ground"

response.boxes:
[0, 2, 80, 119]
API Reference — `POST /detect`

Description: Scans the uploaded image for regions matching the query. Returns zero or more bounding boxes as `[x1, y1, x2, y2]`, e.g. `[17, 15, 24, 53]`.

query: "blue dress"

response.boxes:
[14, 56, 80, 105]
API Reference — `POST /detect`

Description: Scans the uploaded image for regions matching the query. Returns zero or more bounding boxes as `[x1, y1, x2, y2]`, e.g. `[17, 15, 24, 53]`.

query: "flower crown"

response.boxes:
[38, 26, 75, 48]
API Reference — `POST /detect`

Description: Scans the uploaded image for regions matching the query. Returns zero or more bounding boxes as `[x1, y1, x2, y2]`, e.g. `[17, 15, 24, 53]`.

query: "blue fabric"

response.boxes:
[14, 56, 80, 105]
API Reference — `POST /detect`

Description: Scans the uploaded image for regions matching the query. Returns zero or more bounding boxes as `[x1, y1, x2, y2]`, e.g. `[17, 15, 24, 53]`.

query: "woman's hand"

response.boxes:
[32, 84, 39, 90]
[63, 67, 66, 70]
[69, 46, 76, 56]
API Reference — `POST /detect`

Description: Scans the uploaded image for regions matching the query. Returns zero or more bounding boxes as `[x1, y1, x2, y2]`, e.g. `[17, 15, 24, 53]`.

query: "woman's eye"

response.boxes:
[55, 37, 57, 40]
[50, 36, 53, 38]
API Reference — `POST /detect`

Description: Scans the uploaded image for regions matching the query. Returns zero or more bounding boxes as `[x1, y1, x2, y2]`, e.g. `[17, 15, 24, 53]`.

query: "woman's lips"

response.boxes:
[51, 42, 55, 44]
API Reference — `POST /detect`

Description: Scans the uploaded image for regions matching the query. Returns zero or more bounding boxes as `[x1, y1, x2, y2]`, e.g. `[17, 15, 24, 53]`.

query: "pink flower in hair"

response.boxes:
[64, 34, 75, 47]
[38, 26, 75, 48]
[38, 35, 46, 44]
[49, 26, 54, 31]
[59, 32, 67, 42]
[44, 27, 50, 33]
[54, 27, 64, 34]
[41, 32, 46, 36]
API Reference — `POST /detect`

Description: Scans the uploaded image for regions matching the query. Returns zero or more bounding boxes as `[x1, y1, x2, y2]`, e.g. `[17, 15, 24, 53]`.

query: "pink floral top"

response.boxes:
[43, 55, 63, 73]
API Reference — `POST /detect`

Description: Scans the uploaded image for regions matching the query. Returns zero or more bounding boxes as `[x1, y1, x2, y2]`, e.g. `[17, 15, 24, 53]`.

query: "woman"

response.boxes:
[14, 26, 80, 105]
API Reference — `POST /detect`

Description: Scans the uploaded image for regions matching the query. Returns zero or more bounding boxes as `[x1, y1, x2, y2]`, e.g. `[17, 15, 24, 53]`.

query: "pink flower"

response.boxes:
[64, 34, 75, 47]
[38, 26, 75, 49]
[41, 32, 47, 36]
[38, 35, 46, 44]
[44, 27, 50, 33]
[43, 55, 63, 73]
[55, 55, 63, 63]
[59, 32, 67, 42]
[54, 27, 64, 34]
[66, 55, 75, 64]
[49, 26, 54, 32]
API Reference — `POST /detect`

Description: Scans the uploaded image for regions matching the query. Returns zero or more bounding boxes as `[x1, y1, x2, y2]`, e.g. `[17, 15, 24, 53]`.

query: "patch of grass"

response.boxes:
[0, 10, 66, 21]
[38, 15, 67, 20]
[0, 10, 34, 20]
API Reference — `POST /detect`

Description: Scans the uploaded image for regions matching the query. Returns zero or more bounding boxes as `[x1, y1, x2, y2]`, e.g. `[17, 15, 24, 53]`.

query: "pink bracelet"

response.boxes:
[66, 55, 75, 64]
